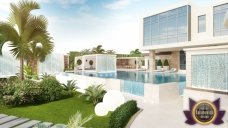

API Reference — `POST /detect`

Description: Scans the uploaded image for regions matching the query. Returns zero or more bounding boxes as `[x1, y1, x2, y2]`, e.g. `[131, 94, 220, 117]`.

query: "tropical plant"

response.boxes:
[163, 59, 169, 66]
[80, 84, 106, 105]
[24, 65, 34, 79]
[67, 111, 94, 128]
[0, 0, 53, 80]
[130, 49, 143, 57]
[41, 72, 51, 79]
[62, 80, 77, 91]
[92, 45, 105, 54]
[157, 59, 163, 66]
[106, 49, 115, 54]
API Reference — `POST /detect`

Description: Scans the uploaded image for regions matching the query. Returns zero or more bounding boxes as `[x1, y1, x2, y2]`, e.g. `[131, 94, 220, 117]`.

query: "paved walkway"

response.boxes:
[0, 114, 66, 128]
[130, 97, 228, 128]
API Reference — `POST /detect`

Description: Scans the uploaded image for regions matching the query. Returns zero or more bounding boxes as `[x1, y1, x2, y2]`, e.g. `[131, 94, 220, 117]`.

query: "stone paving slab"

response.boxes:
[0, 114, 7, 119]
[0, 116, 18, 124]
[0, 114, 65, 128]
[14, 120, 41, 128]
[0, 118, 29, 128]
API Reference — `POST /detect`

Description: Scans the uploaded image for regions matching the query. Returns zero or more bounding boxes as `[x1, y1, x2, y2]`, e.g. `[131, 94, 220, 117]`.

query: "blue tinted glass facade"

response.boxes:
[214, 3, 228, 36]
[143, 5, 191, 46]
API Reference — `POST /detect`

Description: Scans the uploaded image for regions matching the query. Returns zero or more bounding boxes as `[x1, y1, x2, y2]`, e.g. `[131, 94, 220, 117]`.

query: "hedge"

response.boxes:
[109, 100, 139, 128]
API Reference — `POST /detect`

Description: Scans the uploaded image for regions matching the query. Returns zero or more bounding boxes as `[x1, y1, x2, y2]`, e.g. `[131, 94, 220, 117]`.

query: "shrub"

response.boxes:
[80, 84, 106, 105]
[2, 80, 42, 106]
[7, 76, 20, 84]
[40, 77, 63, 102]
[109, 100, 139, 128]
[157, 59, 163, 66]
[1, 76, 75, 106]
[163, 59, 169, 66]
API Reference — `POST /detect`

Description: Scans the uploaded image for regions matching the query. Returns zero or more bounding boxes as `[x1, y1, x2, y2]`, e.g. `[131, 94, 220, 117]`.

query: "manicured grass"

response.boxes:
[0, 93, 109, 128]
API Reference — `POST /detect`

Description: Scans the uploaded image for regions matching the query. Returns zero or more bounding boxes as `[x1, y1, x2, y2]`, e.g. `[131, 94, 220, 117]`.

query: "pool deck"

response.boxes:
[130, 97, 228, 128]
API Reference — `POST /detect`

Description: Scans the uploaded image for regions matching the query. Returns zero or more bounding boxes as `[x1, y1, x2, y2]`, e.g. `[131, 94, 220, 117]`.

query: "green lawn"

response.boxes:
[0, 93, 109, 128]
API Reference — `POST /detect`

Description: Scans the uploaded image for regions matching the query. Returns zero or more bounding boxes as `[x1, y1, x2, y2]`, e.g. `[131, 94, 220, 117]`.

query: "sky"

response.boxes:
[0, 0, 213, 54]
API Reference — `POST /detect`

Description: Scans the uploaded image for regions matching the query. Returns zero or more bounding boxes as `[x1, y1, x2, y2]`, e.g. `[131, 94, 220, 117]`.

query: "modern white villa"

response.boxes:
[140, 0, 228, 113]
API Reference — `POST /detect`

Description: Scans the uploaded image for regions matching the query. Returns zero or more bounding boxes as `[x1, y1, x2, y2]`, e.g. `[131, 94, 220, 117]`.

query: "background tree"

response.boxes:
[92, 45, 105, 54]
[69, 51, 80, 69]
[80, 49, 91, 55]
[130, 49, 143, 57]
[0, 0, 53, 80]
[106, 49, 116, 54]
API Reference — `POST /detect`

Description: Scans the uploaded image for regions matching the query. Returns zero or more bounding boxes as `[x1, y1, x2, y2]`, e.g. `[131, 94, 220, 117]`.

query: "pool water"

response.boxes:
[74, 71, 186, 84]
[73, 71, 186, 96]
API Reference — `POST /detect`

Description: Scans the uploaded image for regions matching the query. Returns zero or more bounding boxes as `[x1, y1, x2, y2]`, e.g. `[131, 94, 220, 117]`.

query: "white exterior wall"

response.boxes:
[140, 0, 228, 51]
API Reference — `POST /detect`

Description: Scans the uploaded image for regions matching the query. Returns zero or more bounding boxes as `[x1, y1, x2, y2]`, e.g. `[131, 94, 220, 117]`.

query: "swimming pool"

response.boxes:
[74, 71, 186, 84]
[63, 71, 186, 102]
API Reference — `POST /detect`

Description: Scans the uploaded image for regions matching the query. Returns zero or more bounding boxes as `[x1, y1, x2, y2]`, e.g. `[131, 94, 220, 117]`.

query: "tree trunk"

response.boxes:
[20, 57, 24, 80]
[28, 57, 38, 75]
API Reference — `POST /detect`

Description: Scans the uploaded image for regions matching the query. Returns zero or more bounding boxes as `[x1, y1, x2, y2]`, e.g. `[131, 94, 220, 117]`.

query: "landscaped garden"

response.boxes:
[0, 75, 139, 128]
[0, 0, 140, 127]
[0, 92, 109, 128]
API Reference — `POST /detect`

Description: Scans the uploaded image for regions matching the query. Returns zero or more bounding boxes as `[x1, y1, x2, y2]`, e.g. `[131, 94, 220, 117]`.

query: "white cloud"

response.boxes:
[104, 0, 138, 10]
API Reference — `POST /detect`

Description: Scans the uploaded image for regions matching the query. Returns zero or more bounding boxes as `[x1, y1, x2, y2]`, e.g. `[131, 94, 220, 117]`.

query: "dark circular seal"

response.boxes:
[192, 100, 217, 125]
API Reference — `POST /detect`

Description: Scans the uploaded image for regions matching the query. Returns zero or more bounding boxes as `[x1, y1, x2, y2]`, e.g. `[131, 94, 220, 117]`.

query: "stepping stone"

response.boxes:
[15, 120, 41, 128]
[0, 114, 7, 119]
[38, 122, 53, 127]
[51, 124, 67, 128]
[0, 115, 18, 124]
[0, 118, 29, 127]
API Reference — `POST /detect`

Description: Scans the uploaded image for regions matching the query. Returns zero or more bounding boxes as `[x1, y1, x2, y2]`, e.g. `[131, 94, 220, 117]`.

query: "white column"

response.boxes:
[225, 11, 228, 28]
[149, 50, 156, 71]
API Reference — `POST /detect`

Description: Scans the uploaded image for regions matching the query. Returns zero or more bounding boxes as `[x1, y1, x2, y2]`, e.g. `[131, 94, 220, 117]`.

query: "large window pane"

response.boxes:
[213, 3, 228, 36]
[143, 5, 190, 46]
[143, 17, 151, 46]
[198, 15, 206, 33]
[178, 15, 187, 34]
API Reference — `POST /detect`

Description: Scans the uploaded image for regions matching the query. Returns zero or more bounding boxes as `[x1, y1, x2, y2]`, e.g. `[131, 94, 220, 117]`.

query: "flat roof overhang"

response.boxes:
[140, 37, 228, 52]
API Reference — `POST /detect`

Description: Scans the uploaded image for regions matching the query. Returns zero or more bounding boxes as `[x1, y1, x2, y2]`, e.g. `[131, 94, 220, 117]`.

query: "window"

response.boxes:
[214, 3, 228, 36]
[198, 15, 206, 33]
[179, 51, 186, 70]
[143, 5, 191, 46]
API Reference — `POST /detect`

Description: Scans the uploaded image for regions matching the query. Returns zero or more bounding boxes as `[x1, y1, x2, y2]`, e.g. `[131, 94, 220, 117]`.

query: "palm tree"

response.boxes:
[130, 49, 143, 57]
[106, 49, 116, 54]
[0, 0, 53, 80]
[92, 45, 105, 54]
